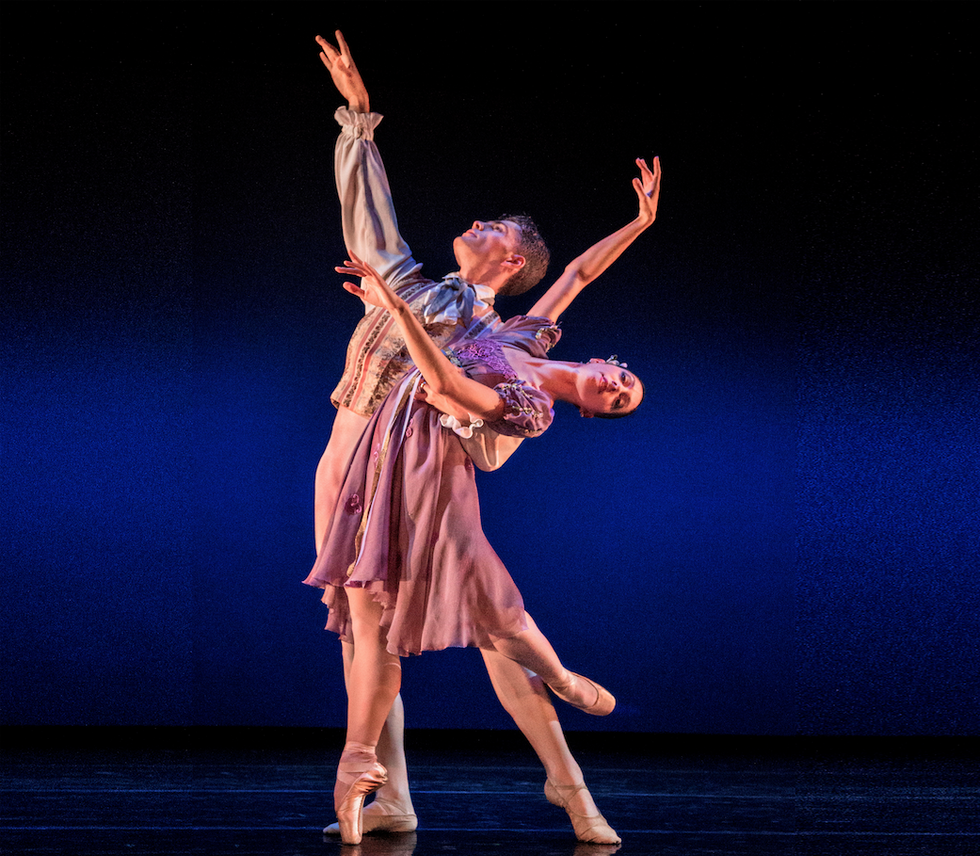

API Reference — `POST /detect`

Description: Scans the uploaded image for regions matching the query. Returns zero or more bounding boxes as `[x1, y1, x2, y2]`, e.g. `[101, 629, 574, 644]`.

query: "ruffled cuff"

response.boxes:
[334, 107, 383, 140]
[439, 412, 485, 439]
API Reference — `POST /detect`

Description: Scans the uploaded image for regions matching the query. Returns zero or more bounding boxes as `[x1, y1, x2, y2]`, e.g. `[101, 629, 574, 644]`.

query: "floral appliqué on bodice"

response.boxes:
[453, 338, 517, 383]
[447, 318, 562, 438]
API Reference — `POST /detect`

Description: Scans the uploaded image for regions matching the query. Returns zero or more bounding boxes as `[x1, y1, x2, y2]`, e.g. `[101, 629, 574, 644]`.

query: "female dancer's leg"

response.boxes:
[334, 587, 401, 844]
[330, 604, 616, 843]
[316, 406, 416, 832]
[338, 641, 417, 830]
[317, 410, 614, 840]
[489, 613, 615, 716]
[317, 410, 405, 844]
[481, 649, 620, 844]
[331, 644, 618, 842]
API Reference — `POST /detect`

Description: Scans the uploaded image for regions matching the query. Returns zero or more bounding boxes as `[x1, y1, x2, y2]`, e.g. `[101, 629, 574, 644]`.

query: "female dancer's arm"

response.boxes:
[337, 253, 506, 421]
[527, 156, 661, 323]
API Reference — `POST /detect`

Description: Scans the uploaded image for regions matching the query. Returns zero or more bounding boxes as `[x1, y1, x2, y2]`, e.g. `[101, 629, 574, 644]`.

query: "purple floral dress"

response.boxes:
[305, 316, 561, 656]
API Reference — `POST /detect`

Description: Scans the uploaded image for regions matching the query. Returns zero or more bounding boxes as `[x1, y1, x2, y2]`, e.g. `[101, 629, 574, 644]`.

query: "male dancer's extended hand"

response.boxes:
[316, 30, 370, 113]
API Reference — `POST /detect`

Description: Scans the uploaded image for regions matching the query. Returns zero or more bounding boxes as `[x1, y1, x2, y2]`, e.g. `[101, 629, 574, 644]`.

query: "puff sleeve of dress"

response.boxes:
[486, 379, 555, 438]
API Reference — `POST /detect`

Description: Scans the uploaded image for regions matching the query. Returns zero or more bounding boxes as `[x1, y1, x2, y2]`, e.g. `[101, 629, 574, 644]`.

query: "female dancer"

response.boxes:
[307, 159, 660, 844]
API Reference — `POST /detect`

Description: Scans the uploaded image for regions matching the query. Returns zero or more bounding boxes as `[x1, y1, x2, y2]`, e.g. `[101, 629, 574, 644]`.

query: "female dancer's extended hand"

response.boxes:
[336, 252, 402, 313]
[527, 155, 663, 323]
[633, 156, 662, 227]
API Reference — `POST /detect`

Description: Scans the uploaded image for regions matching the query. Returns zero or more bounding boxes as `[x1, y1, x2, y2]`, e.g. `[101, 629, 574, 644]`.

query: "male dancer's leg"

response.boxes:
[314, 405, 370, 552]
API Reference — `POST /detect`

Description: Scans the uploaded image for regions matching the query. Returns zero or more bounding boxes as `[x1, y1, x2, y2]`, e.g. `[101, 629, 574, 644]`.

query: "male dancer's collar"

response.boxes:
[422, 273, 496, 326]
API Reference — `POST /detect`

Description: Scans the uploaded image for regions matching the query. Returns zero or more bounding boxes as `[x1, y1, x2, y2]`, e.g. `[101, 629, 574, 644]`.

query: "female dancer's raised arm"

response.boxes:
[529, 156, 661, 323]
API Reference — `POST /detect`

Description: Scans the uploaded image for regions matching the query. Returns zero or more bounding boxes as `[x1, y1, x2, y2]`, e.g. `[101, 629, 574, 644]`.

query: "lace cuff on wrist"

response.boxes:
[439, 413, 485, 439]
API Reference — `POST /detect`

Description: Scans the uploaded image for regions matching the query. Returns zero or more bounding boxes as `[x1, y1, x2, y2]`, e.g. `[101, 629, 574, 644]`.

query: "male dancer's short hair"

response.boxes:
[497, 214, 550, 296]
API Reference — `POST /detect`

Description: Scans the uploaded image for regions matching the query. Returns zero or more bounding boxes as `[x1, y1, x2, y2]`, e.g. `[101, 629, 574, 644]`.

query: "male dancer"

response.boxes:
[314, 31, 623, 844]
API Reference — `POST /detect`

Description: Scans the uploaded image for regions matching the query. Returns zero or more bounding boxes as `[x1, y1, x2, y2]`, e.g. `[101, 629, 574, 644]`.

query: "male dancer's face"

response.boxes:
[453, 219, 523, 280]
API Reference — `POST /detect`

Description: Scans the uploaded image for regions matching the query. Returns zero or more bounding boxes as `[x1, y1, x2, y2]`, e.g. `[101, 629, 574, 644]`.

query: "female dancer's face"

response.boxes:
[575, 361, 643, 418]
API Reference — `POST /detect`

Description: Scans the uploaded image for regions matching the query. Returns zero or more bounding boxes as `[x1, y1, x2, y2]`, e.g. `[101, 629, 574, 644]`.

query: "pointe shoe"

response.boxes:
[323, 798, 418, 835]
[335, 761, 388, 845]
[545, 780, 621, 845]
[549, 672, 616, 715]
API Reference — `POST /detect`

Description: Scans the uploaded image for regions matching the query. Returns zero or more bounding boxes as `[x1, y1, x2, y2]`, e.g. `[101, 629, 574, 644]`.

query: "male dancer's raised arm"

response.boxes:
[317, 31, 423, 291]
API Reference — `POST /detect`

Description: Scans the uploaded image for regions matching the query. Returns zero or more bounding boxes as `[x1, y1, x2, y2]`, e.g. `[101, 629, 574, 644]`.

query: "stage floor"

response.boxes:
[2, 729, 976, 856]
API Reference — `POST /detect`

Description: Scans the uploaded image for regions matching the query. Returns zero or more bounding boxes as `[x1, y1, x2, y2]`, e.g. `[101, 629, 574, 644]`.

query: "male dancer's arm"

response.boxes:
[318, 31, 516, 470]
[317, 31, 422, 290]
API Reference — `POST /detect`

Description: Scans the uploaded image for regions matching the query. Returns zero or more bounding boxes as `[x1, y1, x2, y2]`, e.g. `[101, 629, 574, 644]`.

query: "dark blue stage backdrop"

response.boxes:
[2, 5, 976, 737]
